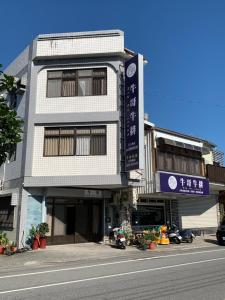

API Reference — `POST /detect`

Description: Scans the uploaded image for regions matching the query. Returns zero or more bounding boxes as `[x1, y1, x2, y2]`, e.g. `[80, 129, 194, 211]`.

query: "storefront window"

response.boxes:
[132, 205, 164, 226]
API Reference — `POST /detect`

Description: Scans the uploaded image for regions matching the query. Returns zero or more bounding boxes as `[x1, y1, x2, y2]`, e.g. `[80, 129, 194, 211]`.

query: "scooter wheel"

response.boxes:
[173, 237, 181, 244]
[121, 242, 126, 249]
[187, 237, 193, 243]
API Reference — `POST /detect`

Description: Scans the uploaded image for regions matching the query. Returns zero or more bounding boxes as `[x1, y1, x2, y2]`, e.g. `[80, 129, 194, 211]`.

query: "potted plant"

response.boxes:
[37, 222, 49, 249]
[0, 232, 9, 254]
[10, 241, 17, 253]
[143, 231, 157, 250]
[29, 225, 40, 250]
[138, 237, 148, 250]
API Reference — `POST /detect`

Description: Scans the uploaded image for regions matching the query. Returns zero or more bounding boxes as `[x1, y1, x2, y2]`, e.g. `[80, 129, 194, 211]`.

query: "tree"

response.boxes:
[0, 64, 23, 166]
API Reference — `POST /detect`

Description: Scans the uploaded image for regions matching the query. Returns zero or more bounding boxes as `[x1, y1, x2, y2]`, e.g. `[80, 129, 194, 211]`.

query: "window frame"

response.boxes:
[46, 68, 107, 98]
[43, 126, 107, 157]
[0, 196, 14, 231]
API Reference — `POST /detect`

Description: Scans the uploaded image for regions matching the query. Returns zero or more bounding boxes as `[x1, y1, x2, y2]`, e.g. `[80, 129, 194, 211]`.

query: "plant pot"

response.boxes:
[39, 238, 46, 249]
[32, 238, 39, 250]
[0, 246, 5, 254]
[11, 246, 17, 253]
[149, 242, 157, 250]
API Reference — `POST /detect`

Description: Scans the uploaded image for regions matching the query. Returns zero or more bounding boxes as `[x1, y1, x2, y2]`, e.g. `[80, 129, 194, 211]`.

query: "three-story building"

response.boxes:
[0, 30, 145, 245]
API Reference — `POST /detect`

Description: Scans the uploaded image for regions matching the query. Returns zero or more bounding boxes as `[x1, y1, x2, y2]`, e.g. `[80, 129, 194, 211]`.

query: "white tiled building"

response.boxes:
[0, 30, 145, 245]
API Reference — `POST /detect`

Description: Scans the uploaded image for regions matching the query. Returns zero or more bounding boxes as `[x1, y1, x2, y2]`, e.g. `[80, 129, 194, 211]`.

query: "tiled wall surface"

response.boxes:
[31, 124, 118, 176]
[36, 35, 124, 57]
[36, 66, 117, 113]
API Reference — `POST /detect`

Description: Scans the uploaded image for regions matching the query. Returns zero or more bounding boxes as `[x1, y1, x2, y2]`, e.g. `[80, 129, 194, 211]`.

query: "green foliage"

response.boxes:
[138, 237, 148, 250]
[29, 225, 39, 240]
[37, 222, 49, 238]
[0, 232, 9, 247]
[29, 223, 49, 240]
[0, 65, 23, 166]
[143, 232, 156, 242]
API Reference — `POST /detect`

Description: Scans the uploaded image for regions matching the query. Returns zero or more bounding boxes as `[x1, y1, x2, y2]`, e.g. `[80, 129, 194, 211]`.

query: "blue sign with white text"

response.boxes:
[125, 55, 139, 171]
[159, 172, 209, 195]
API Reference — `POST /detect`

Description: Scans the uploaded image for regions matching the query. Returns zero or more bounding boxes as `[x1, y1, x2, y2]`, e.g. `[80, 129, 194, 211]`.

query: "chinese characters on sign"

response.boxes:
[125, 55, 142, 171]
[159, 172, 209, 195]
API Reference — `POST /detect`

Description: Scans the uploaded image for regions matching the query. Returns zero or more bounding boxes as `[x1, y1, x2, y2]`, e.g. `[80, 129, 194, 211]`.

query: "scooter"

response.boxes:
[109, 227, 126, 249]
[167, 224, 182, 244]
[167, 224, 195, 244]
[179, 229, 195, 243]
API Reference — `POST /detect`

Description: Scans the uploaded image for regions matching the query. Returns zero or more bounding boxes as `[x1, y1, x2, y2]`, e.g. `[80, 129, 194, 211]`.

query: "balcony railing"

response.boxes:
[206, 164, 225, 184]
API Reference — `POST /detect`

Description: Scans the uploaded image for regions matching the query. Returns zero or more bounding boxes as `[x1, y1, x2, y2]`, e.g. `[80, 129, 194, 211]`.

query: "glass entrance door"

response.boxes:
[46, 198, 102, 245]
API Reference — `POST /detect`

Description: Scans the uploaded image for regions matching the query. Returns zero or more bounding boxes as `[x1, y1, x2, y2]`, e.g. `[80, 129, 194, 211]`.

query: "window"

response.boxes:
[157, 151, 202, 176]
[44, 126, 106, 156]
[9, 92, 17, 109]
[47, 68, 107, 98]
[0, 197, 14, 230]
[9, 144, 17, 162]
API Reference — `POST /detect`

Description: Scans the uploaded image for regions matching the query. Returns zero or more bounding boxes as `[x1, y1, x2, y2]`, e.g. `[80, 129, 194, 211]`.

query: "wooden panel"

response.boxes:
[207, 164, 225, 184]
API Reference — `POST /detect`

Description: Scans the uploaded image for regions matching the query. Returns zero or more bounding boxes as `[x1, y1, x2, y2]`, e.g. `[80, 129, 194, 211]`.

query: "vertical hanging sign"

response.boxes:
[125, 54, 144, 171]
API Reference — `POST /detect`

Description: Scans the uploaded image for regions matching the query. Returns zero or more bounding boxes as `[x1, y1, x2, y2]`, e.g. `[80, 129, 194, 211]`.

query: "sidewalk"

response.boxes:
[0, 235, 219, 270]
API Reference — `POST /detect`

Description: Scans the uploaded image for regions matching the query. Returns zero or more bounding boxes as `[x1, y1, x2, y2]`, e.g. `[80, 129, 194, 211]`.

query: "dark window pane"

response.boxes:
[62, 70, 76, 79]
[91, 135, 106, 155]
[0, 197, 14, 230]
[93, 77, 106, 95]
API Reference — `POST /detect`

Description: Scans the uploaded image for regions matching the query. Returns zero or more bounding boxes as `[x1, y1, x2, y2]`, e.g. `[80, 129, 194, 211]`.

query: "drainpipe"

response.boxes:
[1, 156, 8, 191]
[0, 162, 6, 191]
[103, 197, 105, 243]
[42, 189, 47, 222]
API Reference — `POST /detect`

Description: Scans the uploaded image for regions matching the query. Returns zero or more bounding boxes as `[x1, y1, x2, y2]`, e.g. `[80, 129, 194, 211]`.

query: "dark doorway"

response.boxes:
[66, 206, 75, 235]
[46, 198, 103, 245]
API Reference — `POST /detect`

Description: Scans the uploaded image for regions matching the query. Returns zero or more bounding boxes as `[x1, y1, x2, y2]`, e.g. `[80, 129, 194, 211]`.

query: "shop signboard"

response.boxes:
[159, 172, 209, 195]
[124, 54, 144, 171]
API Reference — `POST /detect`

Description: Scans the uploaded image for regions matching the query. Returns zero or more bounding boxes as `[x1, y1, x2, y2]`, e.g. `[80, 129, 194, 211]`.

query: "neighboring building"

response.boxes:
[134, 120, 225, 234]
[212, 149, 224, 166]
[0, 30, 145, 246]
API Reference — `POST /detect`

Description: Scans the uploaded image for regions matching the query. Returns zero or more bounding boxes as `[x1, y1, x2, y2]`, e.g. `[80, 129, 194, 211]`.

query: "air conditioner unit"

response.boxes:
[16, 84, 26, 94]
[13, 77, 26, 94]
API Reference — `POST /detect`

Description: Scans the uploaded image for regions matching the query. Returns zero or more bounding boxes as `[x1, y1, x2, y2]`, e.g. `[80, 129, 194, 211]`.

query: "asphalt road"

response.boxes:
[0, 247, 225, 300]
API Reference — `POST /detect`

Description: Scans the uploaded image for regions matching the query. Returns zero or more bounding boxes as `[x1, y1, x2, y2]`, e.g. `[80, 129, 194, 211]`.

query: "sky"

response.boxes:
[1, 0, 225, 154]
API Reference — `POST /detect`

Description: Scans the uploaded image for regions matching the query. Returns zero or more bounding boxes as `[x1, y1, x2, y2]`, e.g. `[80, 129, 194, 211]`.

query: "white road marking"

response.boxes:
[0, 248, 225, 280]
[0, 256, 225, 295]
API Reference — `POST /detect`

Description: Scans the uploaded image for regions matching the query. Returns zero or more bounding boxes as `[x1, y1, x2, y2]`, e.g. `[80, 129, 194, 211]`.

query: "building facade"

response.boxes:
[133, 120, 224, 234]
[0, 30, 145, 246]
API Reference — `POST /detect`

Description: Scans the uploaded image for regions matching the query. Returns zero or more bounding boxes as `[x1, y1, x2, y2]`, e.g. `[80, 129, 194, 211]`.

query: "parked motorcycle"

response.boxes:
[109, 227, 126, 249]
[179, 229, 195, 243]
[167, 225, 182, 244]
[167, 224, 195, 244]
